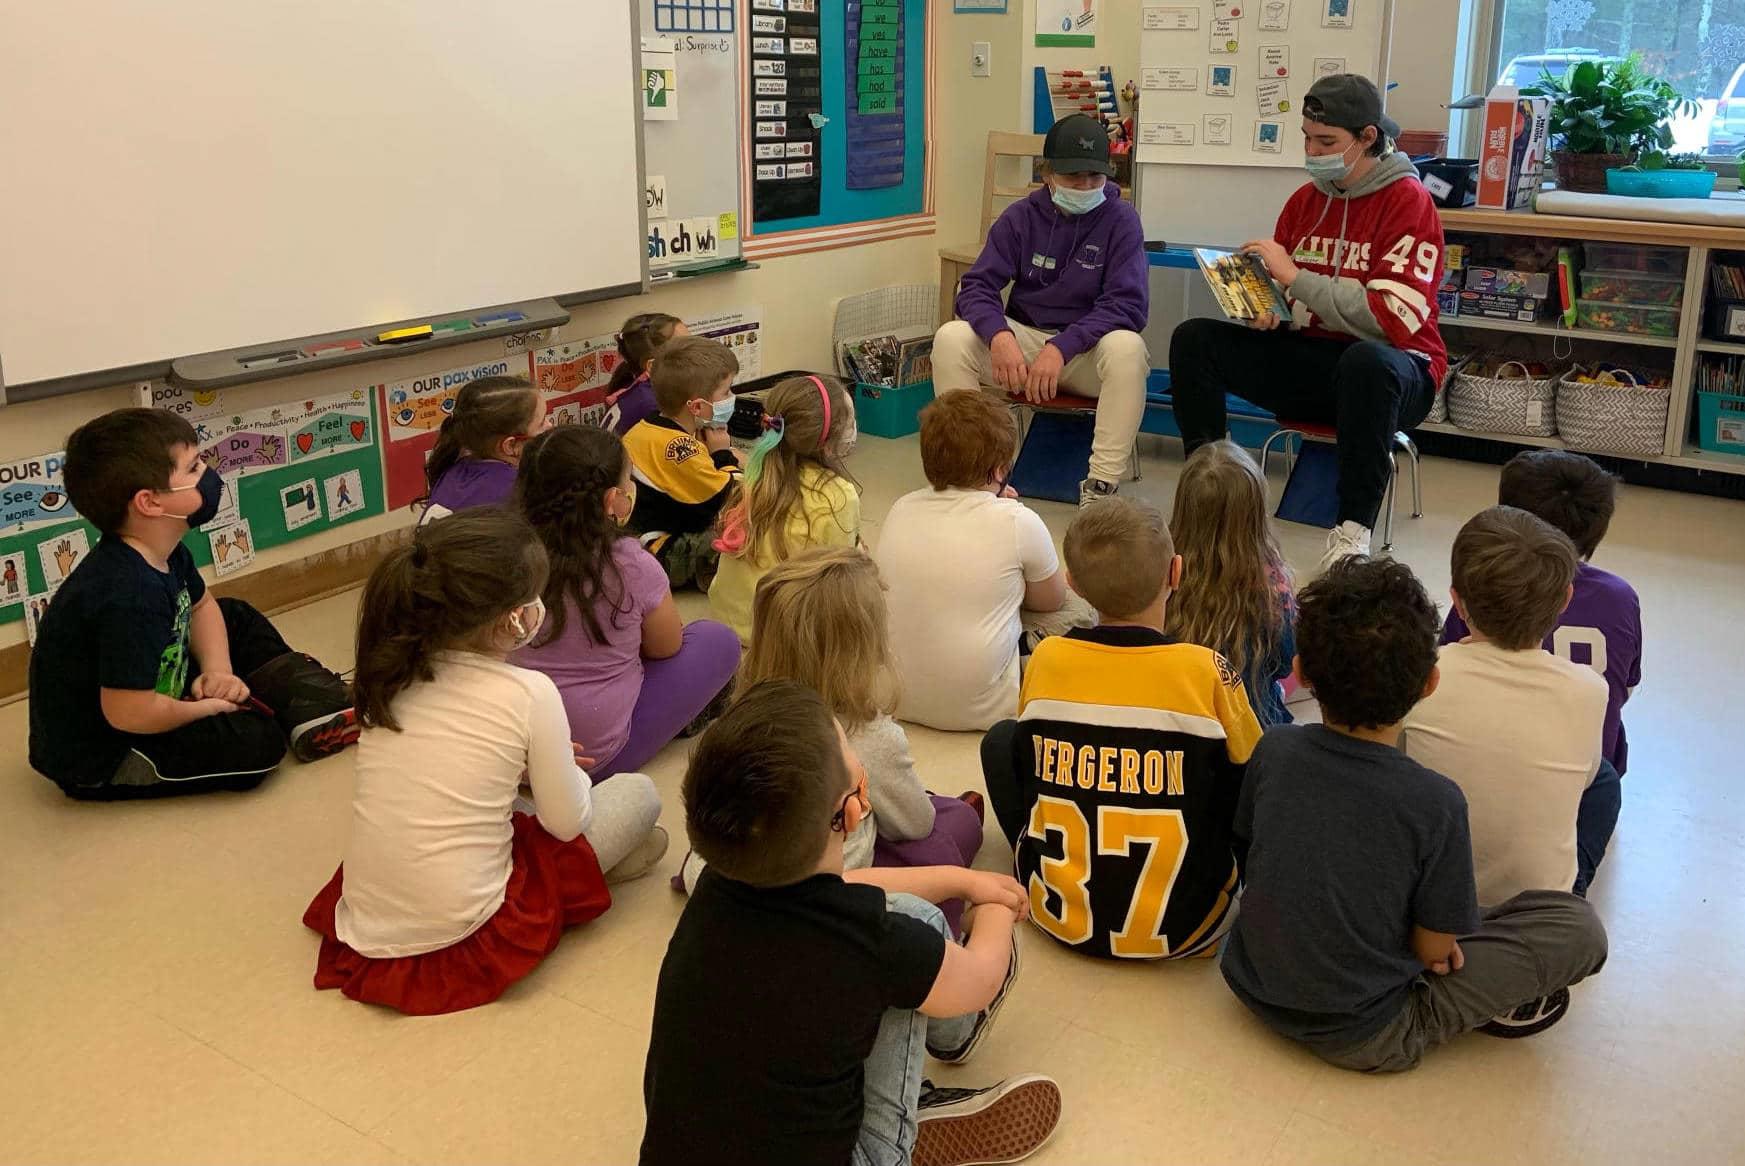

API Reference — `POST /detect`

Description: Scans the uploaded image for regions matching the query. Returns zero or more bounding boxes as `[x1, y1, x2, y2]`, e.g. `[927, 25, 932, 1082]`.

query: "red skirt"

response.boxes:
[302, 812, 611, 1015]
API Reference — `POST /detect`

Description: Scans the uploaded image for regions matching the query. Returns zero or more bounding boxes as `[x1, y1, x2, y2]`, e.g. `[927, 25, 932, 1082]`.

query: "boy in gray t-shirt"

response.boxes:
[1220, 558, 1609, 1072]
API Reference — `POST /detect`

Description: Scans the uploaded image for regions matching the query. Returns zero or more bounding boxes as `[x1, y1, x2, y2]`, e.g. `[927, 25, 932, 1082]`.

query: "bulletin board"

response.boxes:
[740, 0, 934, 255]
[641, 0, 745, 270]
[1134, 0, 1390, 169]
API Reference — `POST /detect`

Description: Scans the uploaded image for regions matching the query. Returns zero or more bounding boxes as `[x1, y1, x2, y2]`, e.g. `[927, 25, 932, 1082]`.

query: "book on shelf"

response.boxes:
[1194, 247, 1292, 322]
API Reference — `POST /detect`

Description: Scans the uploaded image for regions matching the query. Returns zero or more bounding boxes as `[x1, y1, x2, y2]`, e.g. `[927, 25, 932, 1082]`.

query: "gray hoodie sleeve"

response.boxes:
[849, 715, 938, 842]
[1288, 270, 1391, 344]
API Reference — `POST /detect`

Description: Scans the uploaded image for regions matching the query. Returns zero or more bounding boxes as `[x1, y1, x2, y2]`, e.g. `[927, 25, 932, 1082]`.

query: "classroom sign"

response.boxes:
[376, 357, 519, 509]
[532, 334, 622, 428]
[0, 448, 90, 629]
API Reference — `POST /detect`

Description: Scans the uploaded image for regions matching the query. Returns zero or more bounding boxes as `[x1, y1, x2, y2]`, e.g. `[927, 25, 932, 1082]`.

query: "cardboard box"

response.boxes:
[1439, 268, 1464, 292]
[1464, 266, 1551, 298]
[1458, 290, 1544, 322]
[1476, 86, 1551, 210]
[1445, 243, 1468, 271]
[1437, 289, 1460, 317]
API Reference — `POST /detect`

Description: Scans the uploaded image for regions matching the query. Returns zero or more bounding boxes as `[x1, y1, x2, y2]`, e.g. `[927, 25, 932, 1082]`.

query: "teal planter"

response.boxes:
[1605, 168, 1717, 198]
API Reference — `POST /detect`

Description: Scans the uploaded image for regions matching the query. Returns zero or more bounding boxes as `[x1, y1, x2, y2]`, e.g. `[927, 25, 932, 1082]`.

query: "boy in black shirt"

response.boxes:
[28, 408, 356, 799]
[1220, 558, 1609, 1072]
[642, 681, 1062, 1166]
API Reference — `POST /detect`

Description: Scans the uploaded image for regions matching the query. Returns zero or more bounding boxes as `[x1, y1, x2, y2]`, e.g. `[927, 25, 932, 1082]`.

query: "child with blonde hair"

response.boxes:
[603, 312, 686, 435]
[302, 508, 666, 1015]
[419, 376, 550, 523]
[708, 373, 860, 641]
[1165, 440, 1297, 726]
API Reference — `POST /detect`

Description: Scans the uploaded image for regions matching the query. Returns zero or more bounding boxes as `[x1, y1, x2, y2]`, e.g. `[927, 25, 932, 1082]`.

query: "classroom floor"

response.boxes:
[4, 432, 1744, 1166]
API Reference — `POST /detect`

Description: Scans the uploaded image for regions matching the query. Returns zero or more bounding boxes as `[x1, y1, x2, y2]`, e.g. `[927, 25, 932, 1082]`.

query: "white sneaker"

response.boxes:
[1319, 521, 1372, 571]
[1077, 477, 1119, 507]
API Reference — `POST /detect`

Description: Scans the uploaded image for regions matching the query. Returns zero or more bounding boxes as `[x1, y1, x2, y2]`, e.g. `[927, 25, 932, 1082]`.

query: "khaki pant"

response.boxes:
[932, 318, 1150, 484]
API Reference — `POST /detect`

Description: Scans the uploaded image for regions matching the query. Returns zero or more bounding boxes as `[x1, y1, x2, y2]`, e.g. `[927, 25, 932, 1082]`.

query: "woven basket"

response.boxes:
[1448, 359, 1560, 436]
[1555, 367, 1670, 457]
[1424, 355, 1469, 425]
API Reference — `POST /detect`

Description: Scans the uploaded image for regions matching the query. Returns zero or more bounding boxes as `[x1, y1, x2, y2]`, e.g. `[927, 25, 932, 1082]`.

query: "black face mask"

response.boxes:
[183, 466, 225, 529]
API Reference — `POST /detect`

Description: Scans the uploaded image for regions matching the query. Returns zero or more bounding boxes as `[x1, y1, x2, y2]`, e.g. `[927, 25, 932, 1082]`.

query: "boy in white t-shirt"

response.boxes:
[875, 391, 1093, 731]
[1403, 506, 1609, 907]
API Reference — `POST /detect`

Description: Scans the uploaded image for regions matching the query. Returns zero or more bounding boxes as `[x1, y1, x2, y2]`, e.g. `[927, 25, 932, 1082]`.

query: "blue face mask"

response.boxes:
[1304, 141, 1359, 183]
[710, 394, 737, 426]
[1050, 181, 1106, 216]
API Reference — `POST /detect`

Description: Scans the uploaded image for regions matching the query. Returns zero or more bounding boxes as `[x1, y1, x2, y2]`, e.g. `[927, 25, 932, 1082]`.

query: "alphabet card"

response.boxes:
[1203, 114, 1234, 145]
[1260, 44, 1290, 77]
[280, 479, 322, 532]
[1209, 18, 1239, 52]
[1207, 64, 1237, 96]
[208, 519, 255, 579]
[37, 527, 87, 590]
[1259, 0, 1291, 29]
[0, 550, 26, 608]
[1322, 0, 1353, 27]
[324, 470, 365, 520]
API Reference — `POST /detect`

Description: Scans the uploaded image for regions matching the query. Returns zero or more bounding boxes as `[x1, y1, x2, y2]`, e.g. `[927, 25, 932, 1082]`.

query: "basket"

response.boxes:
[1448, 359, 1560, 436]
[1424, 354, 1468, 425]
[1554, 367, 1670, 457]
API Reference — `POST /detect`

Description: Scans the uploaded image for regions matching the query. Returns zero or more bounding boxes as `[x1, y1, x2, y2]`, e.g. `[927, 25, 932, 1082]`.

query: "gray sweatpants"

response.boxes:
[1315, 890, 1609, 1073]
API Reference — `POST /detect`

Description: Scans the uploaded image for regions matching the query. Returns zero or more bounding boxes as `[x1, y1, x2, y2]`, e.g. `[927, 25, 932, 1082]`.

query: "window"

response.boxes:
[1489, 0, 1745, 158]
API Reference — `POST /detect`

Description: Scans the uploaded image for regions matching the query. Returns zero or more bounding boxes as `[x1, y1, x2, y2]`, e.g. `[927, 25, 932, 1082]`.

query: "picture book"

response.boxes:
[1195, 247, 1292, 321]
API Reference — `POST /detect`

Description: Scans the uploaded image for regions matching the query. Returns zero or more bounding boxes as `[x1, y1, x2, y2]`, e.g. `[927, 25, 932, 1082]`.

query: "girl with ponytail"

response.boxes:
[302, 507, 666, 1015]
[603, 312, 686, 435]
[418, 376, 547, 523]
[512, 426, 739, 781]
[708, 373, 860, 642]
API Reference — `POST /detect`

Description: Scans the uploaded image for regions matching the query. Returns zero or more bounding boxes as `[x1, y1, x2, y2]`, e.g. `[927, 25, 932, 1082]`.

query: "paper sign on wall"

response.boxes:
[37, 527, 88, 590]
[1142, 67, 1198, 91]
[1142, 6, 1198, 29]
[1203, 114, 1234, 144]
[1261, 44, 1291, 77]
[641, 37, 678, 121]
[0, 551, 26, 608]
[0, 450, 71, 536]
[1209, 18, 1239, 52]
[687, 308, 763, 384]
[22, 591, 50, 646]
[645, 175, 668, 217]
[648, 217, 720, 265]
[1322, 0, 1354, 28]
[1212, 1, 1244, 16]
[324, 470, 365, 520]
[208, 520, 255, 578]
[1259, 0, 1292, 29]
[1036, 0, 1097, 46]
[1140, 122, 1196, 146]
[1207, 64, 1236, 96]
[280, 480, 322, 532]
[1254, 120, 1285, 152]
[1257, 78, 1290, 114]
[1314, 56, 1346, 79]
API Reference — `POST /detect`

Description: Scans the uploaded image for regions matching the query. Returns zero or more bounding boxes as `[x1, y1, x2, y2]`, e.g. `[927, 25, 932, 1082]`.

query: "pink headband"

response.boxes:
[807, 375, 831, 449]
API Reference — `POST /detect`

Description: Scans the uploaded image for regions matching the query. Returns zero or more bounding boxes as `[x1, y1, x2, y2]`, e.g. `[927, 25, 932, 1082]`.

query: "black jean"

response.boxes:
[1574, 758, 1623, 897]
[73, 599, 297, 800]
[980, 720, 1028, 849]
[1168, 318, 1437, 528]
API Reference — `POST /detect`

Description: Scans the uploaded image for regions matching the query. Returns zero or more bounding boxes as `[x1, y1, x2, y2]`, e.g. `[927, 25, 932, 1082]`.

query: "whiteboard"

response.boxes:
[639, 7, 742, 265]
[1135, 0, 1393, 246]
[0, 0, 646, 388]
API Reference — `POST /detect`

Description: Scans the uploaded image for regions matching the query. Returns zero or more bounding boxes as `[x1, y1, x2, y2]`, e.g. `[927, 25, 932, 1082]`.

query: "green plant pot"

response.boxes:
[1554, 150, 1634, 194]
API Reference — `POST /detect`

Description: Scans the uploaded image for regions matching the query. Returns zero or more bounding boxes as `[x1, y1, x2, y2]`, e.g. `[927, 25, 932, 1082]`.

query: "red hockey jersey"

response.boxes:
[1273, 153, 1449, 387]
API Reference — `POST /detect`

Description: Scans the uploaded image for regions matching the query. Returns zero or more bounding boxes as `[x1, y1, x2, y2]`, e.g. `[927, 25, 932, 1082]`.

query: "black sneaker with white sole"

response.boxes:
[246, 651, 358, 762]
[1478, 987, 1571, 1038]
[914, 1074, 1062, 1166]
[927, 934, 1019, 1064]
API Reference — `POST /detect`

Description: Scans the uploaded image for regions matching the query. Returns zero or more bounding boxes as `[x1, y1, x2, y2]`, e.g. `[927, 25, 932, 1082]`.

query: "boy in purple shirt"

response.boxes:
[1443, 450, 1642, 894]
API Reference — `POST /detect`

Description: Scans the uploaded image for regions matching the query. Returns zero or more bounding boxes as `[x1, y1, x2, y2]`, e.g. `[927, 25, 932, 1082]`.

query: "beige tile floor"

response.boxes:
[4, 432, 1744, 1165]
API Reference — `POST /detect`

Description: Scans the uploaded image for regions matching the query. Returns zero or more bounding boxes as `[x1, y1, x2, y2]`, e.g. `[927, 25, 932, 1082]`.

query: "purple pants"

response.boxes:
[872, 794, 987, 935]
[592, 620, 740, 781]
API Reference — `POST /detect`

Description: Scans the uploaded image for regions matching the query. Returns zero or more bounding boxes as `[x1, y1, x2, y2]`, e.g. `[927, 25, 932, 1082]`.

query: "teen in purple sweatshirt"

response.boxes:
[933, 114, 1150, 507]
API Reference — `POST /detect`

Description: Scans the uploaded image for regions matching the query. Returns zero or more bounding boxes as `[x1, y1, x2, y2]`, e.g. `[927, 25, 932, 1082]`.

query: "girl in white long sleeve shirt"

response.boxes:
[303, 508, 664, 1015]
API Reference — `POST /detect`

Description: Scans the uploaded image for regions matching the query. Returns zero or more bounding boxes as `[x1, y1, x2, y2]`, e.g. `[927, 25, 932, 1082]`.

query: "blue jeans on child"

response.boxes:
[1575, 758, 1622, 897]
[854, 893, 975, 1166]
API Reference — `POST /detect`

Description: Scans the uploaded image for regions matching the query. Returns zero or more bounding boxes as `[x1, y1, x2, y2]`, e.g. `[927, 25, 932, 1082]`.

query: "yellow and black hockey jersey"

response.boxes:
[623, 416, 742, 536]
[1010, 626, 1263, 959]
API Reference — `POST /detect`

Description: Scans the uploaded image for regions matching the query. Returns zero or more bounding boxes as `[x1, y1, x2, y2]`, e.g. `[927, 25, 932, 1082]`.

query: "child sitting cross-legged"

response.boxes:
[1442, 450, 1640, 894]
[641, 680, 1062, 1166]
[981, 497, 1262, 959]
[1405, 506, 1611, 903]
[602, 311, 686, 435]
[1222, 557, 1608, 1070]
[708, 373, 861, 643]
[419, 376, 550, 523]
[302, 508, 666, 1016]
[513, 425, 740, 781]
[623, 336, 743, 590]
[30, 408, 356, 800]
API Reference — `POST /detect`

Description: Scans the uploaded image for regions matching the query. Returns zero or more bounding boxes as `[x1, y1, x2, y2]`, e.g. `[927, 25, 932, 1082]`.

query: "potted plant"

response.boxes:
[1525, 54, 1696, 193]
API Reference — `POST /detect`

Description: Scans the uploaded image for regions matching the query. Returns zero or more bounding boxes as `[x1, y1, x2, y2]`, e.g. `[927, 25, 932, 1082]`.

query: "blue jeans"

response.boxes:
[1574, 759, 1622, 897]
[853, 894, 975, 1166]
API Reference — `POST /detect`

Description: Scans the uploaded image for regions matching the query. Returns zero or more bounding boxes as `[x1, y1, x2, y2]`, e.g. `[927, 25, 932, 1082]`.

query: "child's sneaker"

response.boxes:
[248, 651, 358, 761]
[914, 1074, 1062, 1166]
[1479, 988, 1570, 1038]
[606, 824, 670, 885]
[679, 682, 735, 739]
[927, 934, 1019, 1064]
[958, 790, 986, 826]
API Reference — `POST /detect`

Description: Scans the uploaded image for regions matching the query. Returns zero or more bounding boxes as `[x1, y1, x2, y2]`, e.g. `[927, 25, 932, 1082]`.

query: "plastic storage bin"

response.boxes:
[1695, 390, 1745, 454]
[1605, 168, 1718, 199]
[1579, 268, 1684, 307]
[1581, 243, 1685, 277]
[853, 380, 934, 439]
[1576, 298, 1680, 337]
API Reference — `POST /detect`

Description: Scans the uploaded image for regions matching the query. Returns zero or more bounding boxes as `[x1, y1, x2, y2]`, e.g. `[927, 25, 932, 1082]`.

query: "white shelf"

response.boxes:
[1696, 339, 1745, 357]
[1442, 315, 1680, 349]
[1416, 420, 1568, 450]
[1664, 447, 1745, 472]
[1418, 419, 1745, 471]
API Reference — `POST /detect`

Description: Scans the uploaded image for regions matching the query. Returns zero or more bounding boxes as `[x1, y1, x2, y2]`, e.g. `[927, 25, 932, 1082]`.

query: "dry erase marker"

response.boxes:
[430, 319, 475, 335]
[304, 339, 367, 358]
[473, 310, 528, 326]
[377, 324, 434, 343]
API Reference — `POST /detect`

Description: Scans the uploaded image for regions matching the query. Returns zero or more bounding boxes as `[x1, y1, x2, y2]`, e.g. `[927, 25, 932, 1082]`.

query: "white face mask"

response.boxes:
[506, 597, 546, 651]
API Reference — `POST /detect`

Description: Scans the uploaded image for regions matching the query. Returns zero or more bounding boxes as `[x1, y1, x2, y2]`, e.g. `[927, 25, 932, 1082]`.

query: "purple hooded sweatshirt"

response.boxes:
[953, 182, 1149, 364]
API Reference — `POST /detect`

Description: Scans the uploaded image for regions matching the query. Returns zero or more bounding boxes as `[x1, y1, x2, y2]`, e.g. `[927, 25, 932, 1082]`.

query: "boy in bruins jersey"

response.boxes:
[979, 497, 1262, 959]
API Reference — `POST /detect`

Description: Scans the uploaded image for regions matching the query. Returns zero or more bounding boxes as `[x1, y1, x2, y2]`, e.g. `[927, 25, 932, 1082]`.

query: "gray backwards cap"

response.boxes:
[1303, 74, 1401, 141]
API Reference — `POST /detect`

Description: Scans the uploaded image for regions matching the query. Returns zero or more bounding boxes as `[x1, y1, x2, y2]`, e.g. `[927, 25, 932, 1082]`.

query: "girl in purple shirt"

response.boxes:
[419, 376, 549, 523]
[603, 312, 686, 436]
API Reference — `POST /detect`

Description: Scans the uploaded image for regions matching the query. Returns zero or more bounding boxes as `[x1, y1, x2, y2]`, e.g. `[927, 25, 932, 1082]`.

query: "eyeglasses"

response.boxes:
[829, 771, 871, 833]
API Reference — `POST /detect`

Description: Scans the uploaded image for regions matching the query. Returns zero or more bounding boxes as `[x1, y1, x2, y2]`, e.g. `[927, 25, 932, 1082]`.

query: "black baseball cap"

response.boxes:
[1303, 74, 1401, 141]
[1043, 113, 1114, 176]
